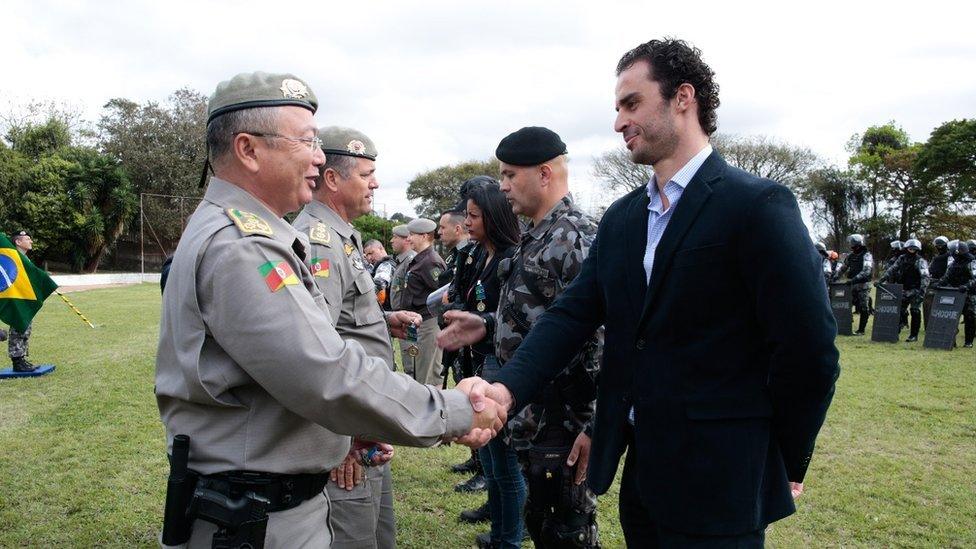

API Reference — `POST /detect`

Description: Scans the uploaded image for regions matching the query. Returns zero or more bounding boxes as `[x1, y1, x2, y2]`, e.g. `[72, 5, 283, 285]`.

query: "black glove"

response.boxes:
[960, 285, 969, 293]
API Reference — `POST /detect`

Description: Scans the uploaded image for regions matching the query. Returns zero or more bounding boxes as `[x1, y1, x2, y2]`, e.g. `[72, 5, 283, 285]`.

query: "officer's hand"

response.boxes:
[352, 440, 395, 466]
[790, 481, 804, 499]
[331, 451, 365, 491]
[454, 396, 506, 448]
[567, 431, 591, 485]
[437, 310, 487, 350]
[387, 310, 423, 339]
[960, 286, 969, 293]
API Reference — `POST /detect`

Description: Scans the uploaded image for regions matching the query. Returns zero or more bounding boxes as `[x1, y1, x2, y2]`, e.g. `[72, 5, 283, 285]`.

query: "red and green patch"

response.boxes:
[310, 257, 330, 278]
[259, 260, 299, 292]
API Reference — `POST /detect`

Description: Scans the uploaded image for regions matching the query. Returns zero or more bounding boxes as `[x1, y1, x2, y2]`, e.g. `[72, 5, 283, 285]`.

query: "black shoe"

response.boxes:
[906, 335, 918, 342]
[0, 329, 7, 342]
[11, 357, 36, 373]
[451, 456, 478, 474]
[475, 532, 493, 549]
[965, 342, 974, 348]
[853, 331, 865, 336]
[455, 473, 487, 493]
[459, 502, 491, 523]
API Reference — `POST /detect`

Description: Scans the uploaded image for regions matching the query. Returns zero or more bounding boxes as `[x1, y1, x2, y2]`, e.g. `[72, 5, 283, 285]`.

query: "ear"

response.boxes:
[234, 134, 261, 173]
[322, 168, 341, 193]
[674, 83, 696, 114]
[539, 163, 553, 187]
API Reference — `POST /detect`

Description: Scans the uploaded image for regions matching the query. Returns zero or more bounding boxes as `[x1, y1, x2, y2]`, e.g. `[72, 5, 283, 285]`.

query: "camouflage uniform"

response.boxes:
[835, 248, 874, 333]
[492, 194, 602, 548]
[372, 256, 395, 311]
[7, 323, 30, 359]
[881, 253, 930, 339]
[937, 252, 976, 346]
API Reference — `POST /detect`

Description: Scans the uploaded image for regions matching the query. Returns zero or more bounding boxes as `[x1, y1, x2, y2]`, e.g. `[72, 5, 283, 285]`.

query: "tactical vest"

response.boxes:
[930, 252, 950, 280]
[899, 256, 923, 289]
[942, 254, 975, 288]
[845, 249, 867, 280]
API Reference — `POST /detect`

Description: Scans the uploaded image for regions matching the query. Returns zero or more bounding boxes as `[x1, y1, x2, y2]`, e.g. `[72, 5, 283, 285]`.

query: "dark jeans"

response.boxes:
[479, 355, 526, 548]
[619, 444, 765, 548]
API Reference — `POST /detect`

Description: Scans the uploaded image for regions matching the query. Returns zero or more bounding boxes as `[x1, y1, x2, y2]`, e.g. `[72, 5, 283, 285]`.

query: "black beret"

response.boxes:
[495, 126, 567, 166]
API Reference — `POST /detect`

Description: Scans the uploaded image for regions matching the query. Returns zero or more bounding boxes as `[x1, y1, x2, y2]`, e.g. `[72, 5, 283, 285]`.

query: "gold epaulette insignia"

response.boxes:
[226, 208, 273, 236]
[310, 222, 332, 245]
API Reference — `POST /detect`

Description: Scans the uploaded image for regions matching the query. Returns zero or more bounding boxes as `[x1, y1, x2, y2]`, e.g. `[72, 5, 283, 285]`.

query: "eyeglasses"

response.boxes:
[237, 132, 323, 152]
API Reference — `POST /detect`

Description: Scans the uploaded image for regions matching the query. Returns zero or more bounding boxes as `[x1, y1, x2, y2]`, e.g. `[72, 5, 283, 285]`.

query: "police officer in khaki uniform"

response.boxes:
[293, 127, 411, 548]
[396, 218, 447, 386]
[389, 225, 416, 374]
[155, 71, 504, 549]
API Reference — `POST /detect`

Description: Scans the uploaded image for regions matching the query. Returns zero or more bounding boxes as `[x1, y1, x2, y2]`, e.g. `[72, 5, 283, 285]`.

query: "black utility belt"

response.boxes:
[199, 470, 331, 513]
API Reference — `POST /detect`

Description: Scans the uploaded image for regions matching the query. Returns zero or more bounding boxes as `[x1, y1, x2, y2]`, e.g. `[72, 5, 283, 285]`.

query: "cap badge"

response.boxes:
[280, 79, 309, 99]
[347, 140, 367, 155]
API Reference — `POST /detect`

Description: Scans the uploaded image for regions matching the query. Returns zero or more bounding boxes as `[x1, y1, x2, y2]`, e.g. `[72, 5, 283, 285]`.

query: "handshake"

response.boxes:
[450, 376, 516, 448]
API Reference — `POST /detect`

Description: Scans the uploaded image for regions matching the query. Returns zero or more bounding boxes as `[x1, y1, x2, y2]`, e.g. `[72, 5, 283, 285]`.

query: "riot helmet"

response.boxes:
[904, 239, 921, 252]
[960, 241, 971, 255]
[948, 239, 961, 255]
[848, 234, 865, 249]
[933, 236, 949, 251]
[815, 242, 827, 256]
[889, 240, 903, 251]
[967, 239, 976, 253]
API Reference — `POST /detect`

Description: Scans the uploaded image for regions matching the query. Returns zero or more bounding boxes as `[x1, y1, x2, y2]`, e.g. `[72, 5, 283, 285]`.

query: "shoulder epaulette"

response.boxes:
[309, 221, 332, 245]
[225, 208, 273, 237]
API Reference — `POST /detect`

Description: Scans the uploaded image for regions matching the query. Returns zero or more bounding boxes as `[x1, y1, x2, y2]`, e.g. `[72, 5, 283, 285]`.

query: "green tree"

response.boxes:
[7, 118, 71, 159]
[915, 119, 976, 203]
[406, 159, 499, 219]
[352, 214, 397, 249]
[796, 167, 866, 250]
[712, 133, 820, 191]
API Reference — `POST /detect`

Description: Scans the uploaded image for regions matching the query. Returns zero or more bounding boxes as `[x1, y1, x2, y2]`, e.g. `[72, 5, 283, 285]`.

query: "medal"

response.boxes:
[475, 280, 486, 312]
[407, 322, 419, 342]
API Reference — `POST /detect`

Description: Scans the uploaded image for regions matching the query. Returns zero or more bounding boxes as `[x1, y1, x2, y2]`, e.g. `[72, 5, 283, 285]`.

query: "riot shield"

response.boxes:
[923, 288, 967, 350]
[871, 283, 903, 342]
[829, 282, 853, 336]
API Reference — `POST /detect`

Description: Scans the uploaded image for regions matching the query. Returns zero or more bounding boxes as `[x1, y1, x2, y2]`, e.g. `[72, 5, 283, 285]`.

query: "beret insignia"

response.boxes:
[280, 78, 309, 99]
[226, 208, 273, 237]
[309, 222, 332, 245]
[347, 140, 367, 155]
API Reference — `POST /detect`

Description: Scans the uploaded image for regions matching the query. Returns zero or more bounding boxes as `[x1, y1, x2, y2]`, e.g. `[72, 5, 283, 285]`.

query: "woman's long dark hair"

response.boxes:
[466, 179, 520, 251]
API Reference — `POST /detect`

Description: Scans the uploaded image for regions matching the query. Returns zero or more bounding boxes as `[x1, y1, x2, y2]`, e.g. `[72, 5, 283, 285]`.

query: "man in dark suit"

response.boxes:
[444, 38, 840, 546]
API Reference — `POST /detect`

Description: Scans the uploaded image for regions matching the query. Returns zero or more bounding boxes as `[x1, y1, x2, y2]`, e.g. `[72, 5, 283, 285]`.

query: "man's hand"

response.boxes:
[437, 310, 487, 350]
[386, 310, 423, 339]
[790, 481, 804, 499]
[566, 432, 591, 485]
[331, 452, 364, 490]
[453, 393, 507, 448]
[455, 376, 514, 414]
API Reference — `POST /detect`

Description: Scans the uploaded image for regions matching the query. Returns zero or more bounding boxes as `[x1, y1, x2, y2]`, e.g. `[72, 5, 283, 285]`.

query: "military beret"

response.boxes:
[12, 230, 30, 238]
[319, 126, 377, 160]
[495, 126, 567, 166]
[207, 72, 317, 124]
[407, 218, 437, 234]
[392, 225, 411, 238]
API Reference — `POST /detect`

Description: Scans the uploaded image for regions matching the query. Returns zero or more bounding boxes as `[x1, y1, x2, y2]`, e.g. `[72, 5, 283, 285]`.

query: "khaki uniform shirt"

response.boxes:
[155, 178, 472, 475]
[389, 250, 416, 310]
[293, 201, 395, 369]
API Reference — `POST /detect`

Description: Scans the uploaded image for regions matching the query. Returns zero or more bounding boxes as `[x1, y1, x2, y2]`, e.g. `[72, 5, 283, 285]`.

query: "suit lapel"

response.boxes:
[637, 152, 724, 330]
[625, 187, 651, 319]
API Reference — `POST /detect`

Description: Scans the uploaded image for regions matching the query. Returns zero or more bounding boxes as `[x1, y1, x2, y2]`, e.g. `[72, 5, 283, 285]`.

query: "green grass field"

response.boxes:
[0, 284, 973, 547]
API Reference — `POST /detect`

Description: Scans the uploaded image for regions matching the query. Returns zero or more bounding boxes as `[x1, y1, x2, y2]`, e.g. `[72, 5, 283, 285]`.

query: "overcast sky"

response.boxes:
[3, 0, 975, 222]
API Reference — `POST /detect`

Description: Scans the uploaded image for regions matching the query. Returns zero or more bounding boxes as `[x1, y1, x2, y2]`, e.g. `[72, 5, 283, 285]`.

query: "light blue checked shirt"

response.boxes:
[630, 144, 712, 426]
[642, 145, 713, 282]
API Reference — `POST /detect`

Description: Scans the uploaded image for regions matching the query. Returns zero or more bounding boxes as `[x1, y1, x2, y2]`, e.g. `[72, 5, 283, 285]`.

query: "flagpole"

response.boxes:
[55, 290, 95, 329]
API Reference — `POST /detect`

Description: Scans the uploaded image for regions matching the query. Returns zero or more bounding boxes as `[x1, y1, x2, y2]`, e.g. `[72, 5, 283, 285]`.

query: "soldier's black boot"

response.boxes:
[454, 472, 487, 492]
[11, 357, 36, 373]
[459, 501, 491, 523]
[451, 450, 478, 474]
[855, 314, 869, 335]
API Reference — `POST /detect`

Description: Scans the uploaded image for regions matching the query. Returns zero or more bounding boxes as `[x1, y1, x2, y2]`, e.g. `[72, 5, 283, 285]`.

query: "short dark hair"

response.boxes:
[440, 210, 466, 225]
[616, 38, 720, 135]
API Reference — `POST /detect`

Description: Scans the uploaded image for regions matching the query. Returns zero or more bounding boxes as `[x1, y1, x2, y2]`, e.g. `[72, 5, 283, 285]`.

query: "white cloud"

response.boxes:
[2, 0, 974, 219]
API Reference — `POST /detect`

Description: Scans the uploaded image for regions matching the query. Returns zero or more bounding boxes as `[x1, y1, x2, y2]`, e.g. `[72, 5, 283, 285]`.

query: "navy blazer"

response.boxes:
[494, 152, 840, 536]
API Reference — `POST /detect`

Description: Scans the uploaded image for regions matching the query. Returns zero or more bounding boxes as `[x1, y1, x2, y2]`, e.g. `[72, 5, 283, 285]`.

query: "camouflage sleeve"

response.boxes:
[920, 259, 931, 291]
[852, 252, 874, 284]
[373, 261, 393, 288]
[548, 219, 596, 291]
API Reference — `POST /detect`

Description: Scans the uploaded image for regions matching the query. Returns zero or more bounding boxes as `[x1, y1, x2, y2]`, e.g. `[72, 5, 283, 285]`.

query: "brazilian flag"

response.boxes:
[0, 234, 58, 332]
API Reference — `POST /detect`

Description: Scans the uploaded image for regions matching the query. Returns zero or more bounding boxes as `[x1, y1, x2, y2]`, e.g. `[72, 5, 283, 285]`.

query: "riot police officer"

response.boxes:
[923, 236, 950, 328]
[935, 240, 976, 348]
[815, 242, 834, 289]
[834, 234, 874, 335]
[880, 238, 929, 342]
[883, 240, 903, 272]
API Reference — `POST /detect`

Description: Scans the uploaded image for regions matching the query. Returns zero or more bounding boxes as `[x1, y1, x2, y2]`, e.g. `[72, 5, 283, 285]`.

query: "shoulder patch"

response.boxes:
[226, 208, 273, 237]
[309, 222, 332, 245]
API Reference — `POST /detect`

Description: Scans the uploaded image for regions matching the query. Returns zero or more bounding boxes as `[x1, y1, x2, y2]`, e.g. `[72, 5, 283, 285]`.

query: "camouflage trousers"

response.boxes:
[8, 323, 31, 359]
